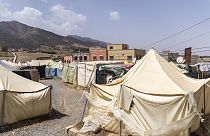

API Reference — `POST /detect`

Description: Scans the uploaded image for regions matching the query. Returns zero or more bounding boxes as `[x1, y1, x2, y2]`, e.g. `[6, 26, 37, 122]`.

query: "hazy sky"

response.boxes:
[0, 0, 210, 55]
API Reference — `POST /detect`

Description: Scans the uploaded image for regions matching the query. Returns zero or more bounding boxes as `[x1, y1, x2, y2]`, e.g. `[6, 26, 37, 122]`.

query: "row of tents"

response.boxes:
[0, 59, 128, 87]
[80, 49, 210, 136]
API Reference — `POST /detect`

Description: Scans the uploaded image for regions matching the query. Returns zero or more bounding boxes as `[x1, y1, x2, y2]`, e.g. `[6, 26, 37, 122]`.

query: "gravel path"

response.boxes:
[0, 78, 86, 136]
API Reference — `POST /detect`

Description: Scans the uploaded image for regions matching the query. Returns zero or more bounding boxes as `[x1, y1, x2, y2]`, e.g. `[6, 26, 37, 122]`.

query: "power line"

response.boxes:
[143, 18, 210, 49]
[166, 31, 210, 49]
[193, 49, 210, 53]
[193, 46, 210, 50]
[171, 46, 210, 52]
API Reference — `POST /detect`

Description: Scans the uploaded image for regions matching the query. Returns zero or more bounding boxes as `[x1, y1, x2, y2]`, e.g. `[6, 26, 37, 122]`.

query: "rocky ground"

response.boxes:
[0, 78, 86, 136]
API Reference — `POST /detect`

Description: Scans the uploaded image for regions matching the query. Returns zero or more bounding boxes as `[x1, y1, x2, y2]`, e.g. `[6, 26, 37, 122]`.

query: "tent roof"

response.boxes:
[122, 49, 206, 95]
[29, 60, 54, 66]
[80, 61, 123, 65]
[0, 64, 47, 92]
[94, 49, 207, 95]
[0, 60, 17, 71]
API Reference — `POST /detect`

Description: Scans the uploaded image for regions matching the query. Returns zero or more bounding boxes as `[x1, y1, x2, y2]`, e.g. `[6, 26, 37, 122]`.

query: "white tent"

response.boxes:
[170, 62, 188, 74]
[62, 62, 77, 84]
[29, 60, 54, 66]
[0, 64, 51, 125]
[77, 61, 123, 87]
[83, 49, 210, 136]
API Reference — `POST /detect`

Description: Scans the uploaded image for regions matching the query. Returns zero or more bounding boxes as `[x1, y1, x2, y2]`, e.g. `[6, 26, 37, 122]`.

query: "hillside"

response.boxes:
[0, 21, 107, 50]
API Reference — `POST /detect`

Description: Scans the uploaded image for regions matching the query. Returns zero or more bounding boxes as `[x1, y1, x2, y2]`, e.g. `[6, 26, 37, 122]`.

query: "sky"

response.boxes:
[0, 0, 210, 55]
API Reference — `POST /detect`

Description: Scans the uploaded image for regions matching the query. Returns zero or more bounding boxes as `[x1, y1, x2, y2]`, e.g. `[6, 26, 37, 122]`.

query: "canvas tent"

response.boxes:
[82, 49, 210, 136]
[170, 62, 188, 74]
[77, 61, 123, 87]
[0, 64, 51, 125]
[62, 62, 77, 84]
[62, 61, 123, 87]
[0, 60, 17, 71]
[29, 60, 54, 66]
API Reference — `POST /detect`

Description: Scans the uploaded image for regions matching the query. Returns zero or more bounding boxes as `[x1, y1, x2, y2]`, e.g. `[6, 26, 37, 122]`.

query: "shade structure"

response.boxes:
[83, 49, 210, 136]
[0, 64, 51, 125]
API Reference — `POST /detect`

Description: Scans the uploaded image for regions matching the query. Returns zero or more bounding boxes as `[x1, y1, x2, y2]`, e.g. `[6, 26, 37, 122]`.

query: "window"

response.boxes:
[127, 56, 132, 60]
[109, 46, 113, 50]
[84, 56, 87, 61]
[99, 56, 104, 60]
[79, 56, 83, 61]
[124, 46, 128, 49]
[136, 55, 138, 60]
[109, 56, 114, 60]
[93, 56, 97, 61]
[74, 56, 78, 61]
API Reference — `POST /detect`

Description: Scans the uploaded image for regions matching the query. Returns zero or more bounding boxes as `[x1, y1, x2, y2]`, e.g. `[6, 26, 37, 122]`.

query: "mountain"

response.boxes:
[68, 35, 107, 47]
[0, 21, 107, 50]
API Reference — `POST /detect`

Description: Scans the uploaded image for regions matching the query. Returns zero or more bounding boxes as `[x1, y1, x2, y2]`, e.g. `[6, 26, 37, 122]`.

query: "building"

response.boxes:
[161, 50, 170, 61]
[89, 47, 107, 61]
[107, 44, 145, 61]
[64, 56, 72, 63]
[71, 49, 89, 62]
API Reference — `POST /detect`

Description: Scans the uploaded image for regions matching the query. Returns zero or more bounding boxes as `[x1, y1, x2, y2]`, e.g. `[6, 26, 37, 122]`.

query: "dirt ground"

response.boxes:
[15, 52, 53, 62]
[0, 78, 86, 136]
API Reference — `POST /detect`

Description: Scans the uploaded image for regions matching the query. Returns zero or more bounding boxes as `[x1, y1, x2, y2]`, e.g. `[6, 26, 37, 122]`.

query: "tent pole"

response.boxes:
[204, 82, 206, 135]
[1, 90, 6, 126]
[119, 120, 122, 136]
[49, 86, 52, 118]
[84, 64, 86, 87]
[81, 96, 87, 122]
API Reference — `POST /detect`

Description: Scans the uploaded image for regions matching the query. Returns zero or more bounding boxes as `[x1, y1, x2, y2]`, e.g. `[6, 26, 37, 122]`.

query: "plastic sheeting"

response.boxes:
[56, 68, 63, 78]
[45, 68, 57, 78]
[62, 63, 77, 84]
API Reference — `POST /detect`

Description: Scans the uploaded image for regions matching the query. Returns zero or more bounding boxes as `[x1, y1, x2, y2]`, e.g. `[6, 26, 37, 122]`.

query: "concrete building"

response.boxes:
[71, 50, 89, 62]
[107, 44, 145, 61]
[64, 56, 72, 63]
[161, 50, 170, 61]
[89, 47, 107, 61]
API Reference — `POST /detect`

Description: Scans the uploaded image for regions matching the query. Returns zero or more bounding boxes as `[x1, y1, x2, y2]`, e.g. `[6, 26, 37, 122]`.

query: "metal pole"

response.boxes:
[49, 86, 52, 118]
[84, 64, 86, 87]
[81, 97, 87, 122]
[204, 82, 206, 135]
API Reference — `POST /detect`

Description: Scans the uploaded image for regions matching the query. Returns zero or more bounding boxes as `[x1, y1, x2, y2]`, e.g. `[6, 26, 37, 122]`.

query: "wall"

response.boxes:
[108, 49, 145, 61]
[72, 52, 90, 62]
[89, 48, 107, 61]
[107, 44, 129, 50]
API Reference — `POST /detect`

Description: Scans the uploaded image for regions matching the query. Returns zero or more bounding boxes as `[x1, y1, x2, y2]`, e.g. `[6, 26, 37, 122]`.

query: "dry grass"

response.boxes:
[15, 52, 52, 62]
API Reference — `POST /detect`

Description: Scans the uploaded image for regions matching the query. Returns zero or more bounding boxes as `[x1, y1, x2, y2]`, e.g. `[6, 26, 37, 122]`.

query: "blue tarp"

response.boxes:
[45, 68, 56, 78]
[56, 68, 62, 78]
[45, 67, 63, 78]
